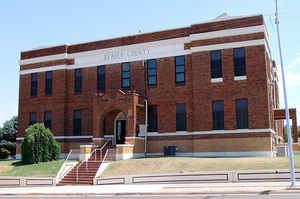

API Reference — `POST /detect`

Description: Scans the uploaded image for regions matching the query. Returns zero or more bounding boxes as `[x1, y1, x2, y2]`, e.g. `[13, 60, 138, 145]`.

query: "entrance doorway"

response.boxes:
[116, 120, 126, 144]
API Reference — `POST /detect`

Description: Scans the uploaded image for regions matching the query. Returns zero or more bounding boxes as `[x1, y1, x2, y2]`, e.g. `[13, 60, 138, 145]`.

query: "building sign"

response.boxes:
[104, 48, 150, 61]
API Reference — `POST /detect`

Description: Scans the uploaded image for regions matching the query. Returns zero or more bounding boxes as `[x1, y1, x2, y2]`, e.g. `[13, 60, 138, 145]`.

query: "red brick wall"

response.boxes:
[18, 15, 273, 141]
[18, 45, 271, 137]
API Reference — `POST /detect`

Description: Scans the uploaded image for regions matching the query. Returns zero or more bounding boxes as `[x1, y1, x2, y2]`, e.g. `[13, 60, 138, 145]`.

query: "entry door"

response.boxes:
[116, 120, 126, 144]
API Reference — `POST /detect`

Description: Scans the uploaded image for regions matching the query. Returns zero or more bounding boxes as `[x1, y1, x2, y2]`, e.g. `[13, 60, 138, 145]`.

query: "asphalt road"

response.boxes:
[1, 194, 300, 199]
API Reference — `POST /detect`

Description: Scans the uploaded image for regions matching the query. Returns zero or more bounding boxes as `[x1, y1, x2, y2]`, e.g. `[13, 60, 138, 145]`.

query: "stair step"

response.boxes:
[57, 145, 115, 185]
[60, 180, 94, 183]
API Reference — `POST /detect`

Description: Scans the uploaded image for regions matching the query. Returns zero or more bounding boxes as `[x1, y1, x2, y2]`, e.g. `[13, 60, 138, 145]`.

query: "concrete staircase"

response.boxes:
[58, 144, 110, 185]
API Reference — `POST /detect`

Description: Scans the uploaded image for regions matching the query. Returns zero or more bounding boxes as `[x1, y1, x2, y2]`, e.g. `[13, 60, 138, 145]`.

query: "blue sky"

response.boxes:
[0, 0, 299, 126]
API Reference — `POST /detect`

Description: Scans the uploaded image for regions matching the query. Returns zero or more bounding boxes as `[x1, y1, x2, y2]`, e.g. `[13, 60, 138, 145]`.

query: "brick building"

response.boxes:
[17, 14, 298, 159]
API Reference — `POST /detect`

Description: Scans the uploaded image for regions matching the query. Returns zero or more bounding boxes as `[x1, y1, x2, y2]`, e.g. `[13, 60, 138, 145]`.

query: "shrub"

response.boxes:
[0, 140, 16, 159]
[0, 116, 18, 159]
[21, 123, 61, 164]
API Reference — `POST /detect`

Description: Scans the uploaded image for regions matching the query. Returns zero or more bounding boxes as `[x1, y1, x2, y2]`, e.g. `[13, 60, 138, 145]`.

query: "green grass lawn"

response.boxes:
[101, 155, 300, 177]
[0, 159, 64, 177]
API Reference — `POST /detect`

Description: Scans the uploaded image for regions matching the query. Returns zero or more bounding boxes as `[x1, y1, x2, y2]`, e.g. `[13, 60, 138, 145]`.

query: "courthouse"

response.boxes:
[17, 14, 298, 159]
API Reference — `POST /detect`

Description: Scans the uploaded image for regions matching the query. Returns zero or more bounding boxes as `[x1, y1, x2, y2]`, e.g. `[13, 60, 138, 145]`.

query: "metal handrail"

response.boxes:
[91, 140, 109, 162]
[76, 140, 110, 182]
[56, 149, 78, 183]
[102, 148, 111, 163]
[65, 150, 73, 162]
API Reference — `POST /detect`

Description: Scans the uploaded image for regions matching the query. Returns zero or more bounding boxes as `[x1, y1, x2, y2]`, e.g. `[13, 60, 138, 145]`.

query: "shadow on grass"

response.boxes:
[12, 161, 25, 167]
[259, 190, 272, 195]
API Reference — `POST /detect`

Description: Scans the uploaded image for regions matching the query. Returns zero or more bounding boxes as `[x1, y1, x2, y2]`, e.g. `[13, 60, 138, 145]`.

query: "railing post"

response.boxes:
[76, 166, 78, 182]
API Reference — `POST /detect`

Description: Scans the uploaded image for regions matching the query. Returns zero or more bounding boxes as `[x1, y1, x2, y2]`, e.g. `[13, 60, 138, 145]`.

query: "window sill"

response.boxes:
[148, 85, 157, 89]
[121, 87, 131, 91]
[176, 131, 187, 133]
[175, 82, 185, 87]
[234, 76, 247, 81]
[211, 78, 223, 83]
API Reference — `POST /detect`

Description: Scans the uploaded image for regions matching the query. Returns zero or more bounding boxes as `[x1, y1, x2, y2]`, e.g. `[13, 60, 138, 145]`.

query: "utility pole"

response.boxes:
[275, 0, 296, 187]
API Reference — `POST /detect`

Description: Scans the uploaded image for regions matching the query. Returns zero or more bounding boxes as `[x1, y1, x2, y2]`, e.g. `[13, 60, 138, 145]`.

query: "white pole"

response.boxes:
[275, 0, 296, 187]
[144, 99, 148, 157]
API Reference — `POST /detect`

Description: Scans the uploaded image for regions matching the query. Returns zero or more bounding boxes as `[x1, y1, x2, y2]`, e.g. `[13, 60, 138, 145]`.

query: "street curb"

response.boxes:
[1, 189, 300, 196]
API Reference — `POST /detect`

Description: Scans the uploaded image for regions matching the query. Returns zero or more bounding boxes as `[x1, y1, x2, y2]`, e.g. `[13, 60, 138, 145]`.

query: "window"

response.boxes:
[211, 50, 222, 78]
[176, 103, 186, 131]
[234, 48, 246, 76]
[175, 56, 185, 83]
[236, 99, 248, 129]
[31, 73, 38, 96]
[45, 71, 53, 95]
[148, 105, 158, 132]
[29, 112, 36, 126]
[44, 111, 51, 129]
[73, 110, 82, 136]
[121, 63, 130, 88]
[212, 101, 224, 130]
[103, 118, 106, 134]
[97, 65, 106, 93]
[74, 69, 82, 93]
[147, 59, 157, 86]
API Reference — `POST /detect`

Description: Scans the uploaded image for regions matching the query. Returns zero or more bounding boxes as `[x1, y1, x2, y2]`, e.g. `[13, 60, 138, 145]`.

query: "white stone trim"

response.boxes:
[234, 76, 247, 81]
[125, 136, 145, 140]
[116, 144, 134, 147]
[68, 49, 190, 70]
[104, 135, 114, 138]
[16, 135, 93, 141]
[19, 65, 67, 75]
[20, 24, 266, 66]
[190, 39, 265, 53]
[147, 151, 273, 157]
[19, 38, 268, 75]
[20, 53, 67, 65]
[68, 37, 189, 58]
[147, 128, 275, 136]
[92, 138, 105, 141]
[80, 145, 93, 148]
[189, 25, 265, 41]
[211, 78, 223, 83]
[19, 24, 269, 76]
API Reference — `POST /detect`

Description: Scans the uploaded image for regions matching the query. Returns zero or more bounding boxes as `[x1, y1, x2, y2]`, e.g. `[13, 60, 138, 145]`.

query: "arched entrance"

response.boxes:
[98, 108, 127, 146]
[114, 112, 126, 145]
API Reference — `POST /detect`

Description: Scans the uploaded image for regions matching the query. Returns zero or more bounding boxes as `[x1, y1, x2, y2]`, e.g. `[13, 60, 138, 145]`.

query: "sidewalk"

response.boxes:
[0, 182, 300, 196]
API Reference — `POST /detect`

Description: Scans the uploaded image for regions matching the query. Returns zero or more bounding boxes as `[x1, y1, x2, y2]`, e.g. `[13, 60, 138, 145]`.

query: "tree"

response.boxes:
[21, 123, 61, 164]
[1, 116, 18, 142]
[0, 116, 18, 159]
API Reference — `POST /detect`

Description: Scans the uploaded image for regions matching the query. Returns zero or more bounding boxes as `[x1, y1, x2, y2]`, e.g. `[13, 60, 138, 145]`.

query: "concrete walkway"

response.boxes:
[0, 182, 300, 196]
